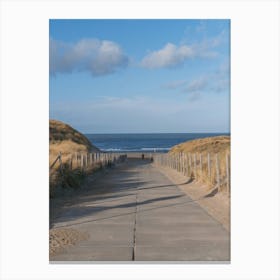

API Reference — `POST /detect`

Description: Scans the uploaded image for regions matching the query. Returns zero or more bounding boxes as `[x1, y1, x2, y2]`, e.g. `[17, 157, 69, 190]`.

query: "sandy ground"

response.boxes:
[49, 168, 110, 255]
[49, 228, 89, 256]
[155, 165, 230, 232]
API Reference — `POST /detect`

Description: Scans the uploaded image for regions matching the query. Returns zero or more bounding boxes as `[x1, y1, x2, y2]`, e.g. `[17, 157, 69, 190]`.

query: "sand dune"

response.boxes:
[169, 135, 230, 154]
[49, 120, 100, 165]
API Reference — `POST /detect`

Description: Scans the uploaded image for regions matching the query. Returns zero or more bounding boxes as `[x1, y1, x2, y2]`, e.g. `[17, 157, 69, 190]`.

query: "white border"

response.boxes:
[0, 0, 279, 279]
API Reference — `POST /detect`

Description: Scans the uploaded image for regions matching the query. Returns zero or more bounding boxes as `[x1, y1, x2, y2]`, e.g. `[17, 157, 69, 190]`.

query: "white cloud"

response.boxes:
[141, 43, 194, 69]
[185, 77, 208, 92]
[161, 67, 229, 98]
[49, 38, 129, 76]
[141, 28, 228, 70]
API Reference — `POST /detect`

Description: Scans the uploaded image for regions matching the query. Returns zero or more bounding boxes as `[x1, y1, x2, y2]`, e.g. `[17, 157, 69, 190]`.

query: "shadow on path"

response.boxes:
[53, 193, 217, 229]
[53, 194, 185, 224]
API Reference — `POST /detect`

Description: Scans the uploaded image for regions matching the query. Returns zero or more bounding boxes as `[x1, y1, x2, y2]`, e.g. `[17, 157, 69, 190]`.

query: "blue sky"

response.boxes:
[49, 19, 230, 133]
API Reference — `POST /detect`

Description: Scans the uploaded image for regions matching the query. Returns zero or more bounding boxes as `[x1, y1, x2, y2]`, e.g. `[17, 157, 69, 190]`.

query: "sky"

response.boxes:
[49, 19, 230, 133]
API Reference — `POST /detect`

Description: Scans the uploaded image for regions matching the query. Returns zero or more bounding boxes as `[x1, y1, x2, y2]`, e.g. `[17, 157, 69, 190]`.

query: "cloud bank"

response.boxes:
[141, 43, 194, 69]
[50, 38, 129, 76]
[140, 29, 227, 69]
[50, 94, 230, 133]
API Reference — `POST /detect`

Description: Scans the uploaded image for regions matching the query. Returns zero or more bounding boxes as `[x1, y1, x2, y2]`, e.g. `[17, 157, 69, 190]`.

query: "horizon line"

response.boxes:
[83, 132, 231, 135]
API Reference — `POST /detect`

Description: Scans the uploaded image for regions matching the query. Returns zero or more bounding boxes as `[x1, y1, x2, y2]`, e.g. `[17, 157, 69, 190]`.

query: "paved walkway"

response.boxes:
[50, 159, 230, 262]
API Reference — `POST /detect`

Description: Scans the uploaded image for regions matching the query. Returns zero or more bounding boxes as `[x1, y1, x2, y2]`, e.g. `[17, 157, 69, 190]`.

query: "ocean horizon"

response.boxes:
[85, 133, 230, 153]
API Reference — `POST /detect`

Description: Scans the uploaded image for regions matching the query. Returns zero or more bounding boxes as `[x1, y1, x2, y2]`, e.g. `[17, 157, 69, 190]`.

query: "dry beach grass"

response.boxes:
[49, 120, 101, 198]
[169, 135, 231, 192]
[49, 119, 100, 166]
[170, 135, 230, 154]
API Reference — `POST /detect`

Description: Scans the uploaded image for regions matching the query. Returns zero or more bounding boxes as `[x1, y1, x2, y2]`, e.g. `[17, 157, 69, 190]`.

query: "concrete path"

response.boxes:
[50, 159, 230, 262]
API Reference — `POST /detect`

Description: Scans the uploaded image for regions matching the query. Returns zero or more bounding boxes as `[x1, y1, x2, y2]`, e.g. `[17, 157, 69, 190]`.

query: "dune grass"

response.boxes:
[50, 119, 93, 149]
[49, 119, 101, 197]
[49, 119, 101, 165]
[50, 140, 89, 167]
[169, 135, 230, 154]
[169, 136, 230, 192]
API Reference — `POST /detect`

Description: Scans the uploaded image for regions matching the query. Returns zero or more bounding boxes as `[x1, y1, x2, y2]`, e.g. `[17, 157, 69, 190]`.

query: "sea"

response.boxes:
[85, 133, 230, 153]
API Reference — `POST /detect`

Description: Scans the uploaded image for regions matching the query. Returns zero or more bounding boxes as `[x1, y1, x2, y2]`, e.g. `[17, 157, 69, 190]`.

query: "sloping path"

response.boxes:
[50, 159, 230, 262]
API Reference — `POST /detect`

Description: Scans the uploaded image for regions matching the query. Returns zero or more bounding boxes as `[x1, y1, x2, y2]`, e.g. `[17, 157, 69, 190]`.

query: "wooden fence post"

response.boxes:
[208, 153, 211, 181]
[185, 153, 188, 177]
[182, 153, 185, 175]
[80, 154, 83, 169]
[180, 152, 184, 173]
[216, 153, 220, 191]
[189, 153, 192, 178]
[180, 153, 182, 174]
[177, 153, 180, 172]
[200, 153, 203, 180]
[182, 153, 184, 174]
[89, 153, 92, 166]
[226, 153, 230, 196]
[58, 152, 63, 174]
[193, 154, 197, 179]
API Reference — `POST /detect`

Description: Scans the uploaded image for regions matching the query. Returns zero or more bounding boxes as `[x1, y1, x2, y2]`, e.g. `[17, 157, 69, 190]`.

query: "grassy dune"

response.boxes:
[169, 135, 230, 154]
[49, 120, 100, 197]
[49, 120, 100, 165]
[50, 119, 93, 148]
[169, 136, 230, 191]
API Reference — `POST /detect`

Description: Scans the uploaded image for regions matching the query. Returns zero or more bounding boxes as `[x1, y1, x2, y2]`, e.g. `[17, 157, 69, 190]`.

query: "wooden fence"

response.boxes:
[49, 152, 127, 197]
[153, 152, 230, 196]
[50, 152, 127, 174]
